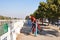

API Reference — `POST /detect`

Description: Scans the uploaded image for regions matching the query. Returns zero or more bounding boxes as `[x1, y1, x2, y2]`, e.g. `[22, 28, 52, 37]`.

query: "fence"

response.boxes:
[0, 20, 25, 40]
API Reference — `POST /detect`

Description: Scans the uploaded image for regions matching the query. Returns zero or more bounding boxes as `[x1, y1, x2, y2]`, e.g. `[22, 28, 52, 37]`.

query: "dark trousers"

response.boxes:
[32, 23, 41, 33]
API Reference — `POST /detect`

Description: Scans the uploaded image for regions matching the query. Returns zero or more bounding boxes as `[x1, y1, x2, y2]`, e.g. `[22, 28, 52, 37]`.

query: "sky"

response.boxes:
[0, 0, 46, 19]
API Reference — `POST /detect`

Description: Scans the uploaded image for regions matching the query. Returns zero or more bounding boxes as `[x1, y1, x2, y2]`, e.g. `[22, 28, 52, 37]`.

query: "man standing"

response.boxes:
[29, 15, 41, 34]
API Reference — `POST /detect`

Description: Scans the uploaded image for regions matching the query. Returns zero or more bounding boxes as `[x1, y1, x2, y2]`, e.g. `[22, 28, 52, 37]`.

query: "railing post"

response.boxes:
[7, 25, 11, 40]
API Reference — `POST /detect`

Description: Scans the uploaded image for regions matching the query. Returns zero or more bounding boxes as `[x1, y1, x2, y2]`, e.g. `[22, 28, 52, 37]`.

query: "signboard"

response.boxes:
[3, 23, 8, 33]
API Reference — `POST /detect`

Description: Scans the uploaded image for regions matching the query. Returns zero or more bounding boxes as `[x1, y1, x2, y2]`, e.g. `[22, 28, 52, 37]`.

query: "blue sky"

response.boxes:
[0, 0, 46, 19]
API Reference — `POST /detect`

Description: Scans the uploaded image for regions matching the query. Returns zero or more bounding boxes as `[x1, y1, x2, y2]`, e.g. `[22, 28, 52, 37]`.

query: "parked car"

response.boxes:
[43, 18, 49, 26]
[55, 19, 60, 26]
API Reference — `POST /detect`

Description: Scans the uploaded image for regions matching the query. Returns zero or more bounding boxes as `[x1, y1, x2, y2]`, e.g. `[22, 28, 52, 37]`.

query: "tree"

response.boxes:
[25, 16, 29, 20]
[32, 0, 60, 19]
[30, 0, 60, 25]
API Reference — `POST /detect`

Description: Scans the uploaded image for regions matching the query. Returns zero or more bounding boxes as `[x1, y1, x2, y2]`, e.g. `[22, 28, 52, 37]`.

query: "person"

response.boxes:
[29, 15, 41, 34]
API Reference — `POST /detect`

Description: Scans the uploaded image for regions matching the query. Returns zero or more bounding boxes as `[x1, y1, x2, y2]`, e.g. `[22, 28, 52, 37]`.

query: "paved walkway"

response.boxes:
[16, 33, 60, 40]
[16, 24, 60, 40]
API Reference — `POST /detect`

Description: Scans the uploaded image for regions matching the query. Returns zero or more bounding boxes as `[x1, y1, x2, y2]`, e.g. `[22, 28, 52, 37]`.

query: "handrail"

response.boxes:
[0, 20, 25, 40]
[0, 32, 8, 40]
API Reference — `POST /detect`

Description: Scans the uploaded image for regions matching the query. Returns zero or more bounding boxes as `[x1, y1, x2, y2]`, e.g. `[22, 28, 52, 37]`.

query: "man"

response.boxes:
[29, 15, 36, 34]
[29, 15, 42, 34]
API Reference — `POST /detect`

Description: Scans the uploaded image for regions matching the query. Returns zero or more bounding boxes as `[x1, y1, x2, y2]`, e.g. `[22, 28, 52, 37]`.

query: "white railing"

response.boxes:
[0, 20, 26, 40]
[0, 32, 8, 40]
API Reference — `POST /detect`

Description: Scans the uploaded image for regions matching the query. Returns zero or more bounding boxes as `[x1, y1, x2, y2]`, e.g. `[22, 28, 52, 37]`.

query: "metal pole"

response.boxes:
[35, 21, 37, 36]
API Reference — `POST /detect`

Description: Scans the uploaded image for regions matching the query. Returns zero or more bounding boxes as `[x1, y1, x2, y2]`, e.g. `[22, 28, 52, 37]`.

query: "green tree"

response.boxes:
[25, 16, 29, 20]
[32, 0, 60, 19]
[30, 0, 60, 25]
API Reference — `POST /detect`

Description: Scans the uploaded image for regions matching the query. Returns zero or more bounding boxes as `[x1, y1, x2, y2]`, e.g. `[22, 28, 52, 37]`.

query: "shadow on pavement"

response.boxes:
[20, 22, 60, 37]
[40, 29, 60, 37]
[20, 22, 32, 35]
